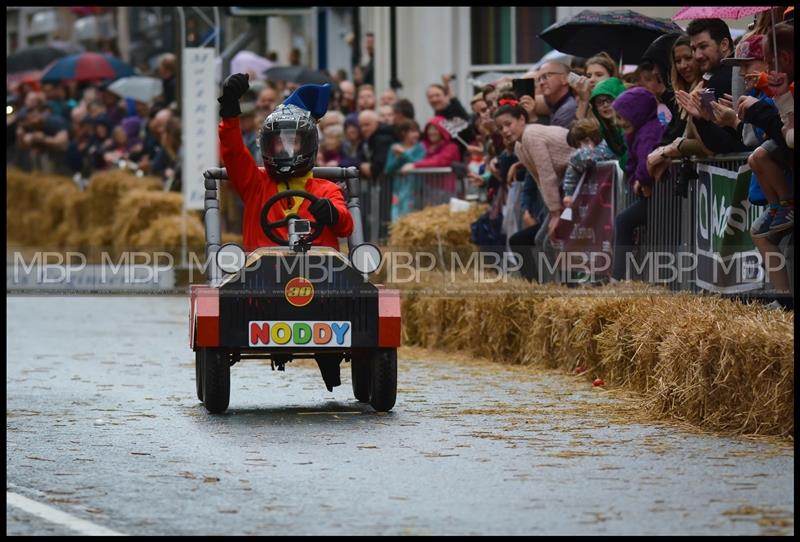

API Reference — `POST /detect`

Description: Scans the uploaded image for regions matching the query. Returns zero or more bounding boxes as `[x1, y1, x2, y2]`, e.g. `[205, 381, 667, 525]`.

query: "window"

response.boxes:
[470, 6, 555, 67]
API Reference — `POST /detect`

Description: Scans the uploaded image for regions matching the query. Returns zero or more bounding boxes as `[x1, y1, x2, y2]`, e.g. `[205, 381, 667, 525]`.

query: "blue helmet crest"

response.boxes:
[281, 83, 332, 121]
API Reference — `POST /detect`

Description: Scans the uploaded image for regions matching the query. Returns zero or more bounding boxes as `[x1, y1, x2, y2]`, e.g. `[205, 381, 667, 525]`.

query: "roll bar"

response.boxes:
[202, 166, 365, 284]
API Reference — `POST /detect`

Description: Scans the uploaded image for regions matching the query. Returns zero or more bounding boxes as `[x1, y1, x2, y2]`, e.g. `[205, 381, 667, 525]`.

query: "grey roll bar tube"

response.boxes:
[203, 168, 227, 285]
[201, 166, 365, 285]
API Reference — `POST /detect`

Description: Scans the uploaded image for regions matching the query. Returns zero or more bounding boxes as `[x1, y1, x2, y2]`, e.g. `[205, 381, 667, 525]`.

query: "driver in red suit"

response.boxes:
[217, 73, 353, 252]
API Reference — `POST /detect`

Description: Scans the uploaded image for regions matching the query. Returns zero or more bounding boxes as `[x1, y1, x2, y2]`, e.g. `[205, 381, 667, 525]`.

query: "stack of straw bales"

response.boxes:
[388, 203, 485, 251]
[401, 274, 794, 437]
[112, 190, 183, 250]
[7, 168, 210, 257]
[129, 214, 206, 257]
[85, 171, 161, 251]
[7, 169, 81, 246]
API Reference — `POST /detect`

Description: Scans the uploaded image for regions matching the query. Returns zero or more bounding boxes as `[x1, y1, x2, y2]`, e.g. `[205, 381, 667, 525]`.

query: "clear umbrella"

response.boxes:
[231, 51, 273, 80]
[108, 76, 163, 104]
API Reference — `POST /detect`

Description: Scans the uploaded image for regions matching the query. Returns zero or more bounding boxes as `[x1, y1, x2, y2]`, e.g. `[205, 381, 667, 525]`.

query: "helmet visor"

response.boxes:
[261, 128, 317, 160]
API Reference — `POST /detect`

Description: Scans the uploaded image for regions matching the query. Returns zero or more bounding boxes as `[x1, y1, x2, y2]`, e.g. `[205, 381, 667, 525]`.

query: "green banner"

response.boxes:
[695, 163, 764, 293]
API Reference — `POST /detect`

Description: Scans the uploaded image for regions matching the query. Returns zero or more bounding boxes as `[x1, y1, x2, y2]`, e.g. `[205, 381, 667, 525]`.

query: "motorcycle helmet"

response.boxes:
[259, 103, 318, 180]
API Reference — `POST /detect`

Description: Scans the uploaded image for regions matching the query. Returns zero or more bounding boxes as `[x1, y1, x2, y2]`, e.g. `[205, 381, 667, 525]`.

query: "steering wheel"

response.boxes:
[259, 189, 323, 246]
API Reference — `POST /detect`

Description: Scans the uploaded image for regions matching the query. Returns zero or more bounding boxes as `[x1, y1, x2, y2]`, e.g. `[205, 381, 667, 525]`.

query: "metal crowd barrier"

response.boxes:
[615, 153, 792, 296]
[360, 167, 464, 243]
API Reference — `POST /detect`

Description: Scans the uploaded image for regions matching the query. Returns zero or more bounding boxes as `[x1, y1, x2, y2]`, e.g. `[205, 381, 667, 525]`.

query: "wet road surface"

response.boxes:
[6, 296, 794, 535]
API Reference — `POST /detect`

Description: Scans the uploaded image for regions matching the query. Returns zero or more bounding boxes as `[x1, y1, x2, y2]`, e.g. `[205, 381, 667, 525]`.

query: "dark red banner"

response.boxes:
[550, 161, 619, 277]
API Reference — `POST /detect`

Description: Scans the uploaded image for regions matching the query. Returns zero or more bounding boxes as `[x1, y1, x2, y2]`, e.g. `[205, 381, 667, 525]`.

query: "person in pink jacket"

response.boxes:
[399, 115, 462, 172]
[399, 114, 462, 196]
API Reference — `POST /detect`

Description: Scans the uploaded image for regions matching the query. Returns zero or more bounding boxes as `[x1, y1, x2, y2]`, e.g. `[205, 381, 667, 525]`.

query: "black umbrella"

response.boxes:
[7, 46, 69, 74]
[264, 65, 333, 85]
[641, 31, 684, 84]
[538, 9, 684, 66]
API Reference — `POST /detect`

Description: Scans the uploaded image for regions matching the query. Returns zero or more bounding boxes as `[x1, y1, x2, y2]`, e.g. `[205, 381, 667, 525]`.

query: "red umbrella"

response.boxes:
[40, 52, 135, 83]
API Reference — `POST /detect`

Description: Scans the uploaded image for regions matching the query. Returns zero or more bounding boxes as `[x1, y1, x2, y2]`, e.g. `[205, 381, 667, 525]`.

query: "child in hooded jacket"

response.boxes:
[610, 87, 666, 281]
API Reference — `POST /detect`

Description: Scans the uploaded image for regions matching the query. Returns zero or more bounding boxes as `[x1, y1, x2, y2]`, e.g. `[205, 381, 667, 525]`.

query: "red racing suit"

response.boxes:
[219, 116, 354, 252]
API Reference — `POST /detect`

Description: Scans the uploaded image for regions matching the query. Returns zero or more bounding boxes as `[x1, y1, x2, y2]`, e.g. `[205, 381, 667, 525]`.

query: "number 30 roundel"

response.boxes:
[284, 277, 314, 307]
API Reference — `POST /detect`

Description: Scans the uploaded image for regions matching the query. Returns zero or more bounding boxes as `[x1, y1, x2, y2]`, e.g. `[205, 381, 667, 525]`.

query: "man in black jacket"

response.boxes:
[681, 18, 749, 154]
[356, 109, 397, 180]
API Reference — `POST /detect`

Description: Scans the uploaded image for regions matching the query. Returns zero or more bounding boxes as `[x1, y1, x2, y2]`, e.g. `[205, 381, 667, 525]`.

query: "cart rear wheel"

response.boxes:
[201, 348, 230, 414]
[195, 349, 204, 402]
[369, 348, 397, 412]
[351, 351, 371, 403]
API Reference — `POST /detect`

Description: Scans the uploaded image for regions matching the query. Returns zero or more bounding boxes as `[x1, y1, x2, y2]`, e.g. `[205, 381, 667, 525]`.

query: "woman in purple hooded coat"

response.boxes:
[610, 86, 666, 281]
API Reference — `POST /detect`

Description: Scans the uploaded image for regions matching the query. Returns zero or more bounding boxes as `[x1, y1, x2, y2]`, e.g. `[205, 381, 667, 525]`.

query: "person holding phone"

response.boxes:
[573, 52, 619, 121]
[675, 18, 748, 154]
[512, 78, 535, 100]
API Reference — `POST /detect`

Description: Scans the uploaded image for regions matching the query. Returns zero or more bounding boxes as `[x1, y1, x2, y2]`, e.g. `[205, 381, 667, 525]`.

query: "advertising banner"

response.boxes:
[695, 163, 764, 293]
[182, 47, 219, 210]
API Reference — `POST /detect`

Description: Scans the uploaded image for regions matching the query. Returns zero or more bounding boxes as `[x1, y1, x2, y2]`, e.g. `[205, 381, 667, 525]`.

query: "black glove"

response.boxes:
[218, 73, 249, 118]
[308, 198, 339, 227]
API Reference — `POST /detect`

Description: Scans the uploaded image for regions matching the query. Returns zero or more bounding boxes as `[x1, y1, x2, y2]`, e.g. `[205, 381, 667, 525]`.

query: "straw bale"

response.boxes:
[111, 190, 184, 251]
[85, 170, 161, 228]
[649, 297, 794, 436]
[129, 214, 206, 254]
[7, 169, 79, 246]
[388, 203, 485, 252]
[222, 233, 244, 246]
[61, 191, 92, 249]
[7, 168, 45, 211]
[42, 181, 81, 246]
[401, 273, 793, 437]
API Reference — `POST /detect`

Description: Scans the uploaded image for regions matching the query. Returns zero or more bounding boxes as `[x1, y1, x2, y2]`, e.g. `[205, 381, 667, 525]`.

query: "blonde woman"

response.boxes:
[647, 34, 712, 180]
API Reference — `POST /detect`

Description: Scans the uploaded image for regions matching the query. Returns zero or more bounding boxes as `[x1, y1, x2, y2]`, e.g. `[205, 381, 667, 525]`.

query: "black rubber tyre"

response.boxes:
[195, 349, 204, 402]
[351, 351, 371, 403]
[369, 348, 397, 412]
[201, 348, 230, 414]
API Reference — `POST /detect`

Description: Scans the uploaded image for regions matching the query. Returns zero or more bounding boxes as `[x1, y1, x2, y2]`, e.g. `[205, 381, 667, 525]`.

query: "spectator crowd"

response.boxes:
[9, 52, 183, 188]
[6, 9, 795, 307]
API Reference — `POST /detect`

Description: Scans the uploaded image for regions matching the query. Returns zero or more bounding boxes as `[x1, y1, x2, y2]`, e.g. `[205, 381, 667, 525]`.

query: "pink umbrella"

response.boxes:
[672, 6, 780, 71]
[672, 6, 773, 20]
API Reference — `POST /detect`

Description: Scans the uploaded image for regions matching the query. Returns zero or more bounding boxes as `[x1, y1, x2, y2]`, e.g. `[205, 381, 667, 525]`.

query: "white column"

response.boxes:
[396, 7, 456, 121]
[117, 7, 131, 62]
[18, 8, 28, 50]
[371, 7, 391, 99]
[453, 7, 471, 105]
[310, 7, 318, 70]
[267, 15, 292, 64]
[325, 8, 352, 77]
